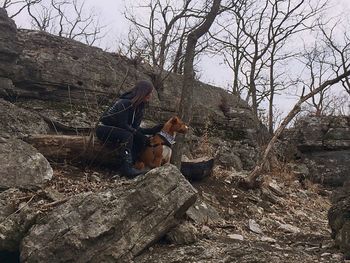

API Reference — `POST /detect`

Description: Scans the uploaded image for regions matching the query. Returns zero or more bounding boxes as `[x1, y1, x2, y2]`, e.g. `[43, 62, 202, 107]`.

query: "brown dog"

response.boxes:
[135, 116, 189, 170]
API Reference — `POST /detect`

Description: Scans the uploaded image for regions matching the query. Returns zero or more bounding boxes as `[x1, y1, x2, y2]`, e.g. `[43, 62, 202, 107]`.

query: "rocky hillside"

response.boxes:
[1, 7, 350, 262]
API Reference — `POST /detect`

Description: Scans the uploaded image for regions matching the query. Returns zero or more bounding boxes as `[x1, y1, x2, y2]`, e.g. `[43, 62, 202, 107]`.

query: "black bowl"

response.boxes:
[180, 158, 214, 181]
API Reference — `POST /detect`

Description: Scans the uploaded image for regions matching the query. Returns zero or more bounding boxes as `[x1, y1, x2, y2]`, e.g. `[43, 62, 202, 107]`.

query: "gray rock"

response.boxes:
[278, 223, 300, 234]
[286, 163, 309, 178]
[228, 234, 244, 241]
[0, 8, 20, 77]
[0, 98, 49, 137]
[328, 181, 350, 259]
[236, 144, 260, 170]
[261, 236, 276, 243]
[0, 138, 53, 189]
[0, 188, 38, 251]
[283, 116, 350, 186]
[215, 148, 243, 171]
[294, 116, 350, 152]
[261, 187, 281, 204]
[210, 138, 260, 171]
[267, 181, 285, 197]
[20, 164, 197, 263]
[248, 219, 263, 234]
[303, 150, 350, 187]
[0, 77, 15, 98]
[186, 199, 222, 225]
[166, 221, 198, 245]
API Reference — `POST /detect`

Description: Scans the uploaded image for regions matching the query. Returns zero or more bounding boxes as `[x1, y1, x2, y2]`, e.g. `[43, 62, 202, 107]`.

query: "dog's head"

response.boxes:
[164, 116, 189, 134]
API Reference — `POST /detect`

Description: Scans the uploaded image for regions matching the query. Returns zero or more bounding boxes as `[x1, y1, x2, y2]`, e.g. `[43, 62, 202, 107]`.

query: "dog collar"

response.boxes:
[158, 131, 176, 147]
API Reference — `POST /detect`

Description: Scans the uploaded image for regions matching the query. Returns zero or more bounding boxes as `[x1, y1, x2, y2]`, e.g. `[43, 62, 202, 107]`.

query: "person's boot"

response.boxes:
[119, 149, 144, 179]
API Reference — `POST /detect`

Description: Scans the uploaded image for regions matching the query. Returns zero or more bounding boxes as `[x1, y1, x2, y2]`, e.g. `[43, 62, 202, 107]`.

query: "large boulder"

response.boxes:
[20, 164, 197, 263]
[0, 188, 38, 252]
[328, 181, 350, 259]
[0, 138, 53, 189]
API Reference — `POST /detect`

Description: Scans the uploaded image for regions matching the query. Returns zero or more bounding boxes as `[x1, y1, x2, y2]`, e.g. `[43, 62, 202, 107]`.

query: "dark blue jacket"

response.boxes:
[100, 92, 144, 133]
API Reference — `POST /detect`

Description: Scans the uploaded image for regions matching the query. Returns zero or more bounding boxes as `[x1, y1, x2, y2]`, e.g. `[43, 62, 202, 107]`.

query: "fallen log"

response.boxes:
[24, 134, 215, 180]
[23, 134, 122, 167]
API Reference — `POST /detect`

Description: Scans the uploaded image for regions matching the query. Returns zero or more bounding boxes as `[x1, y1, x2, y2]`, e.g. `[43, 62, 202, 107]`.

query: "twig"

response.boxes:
[2, 194, 37, 223]
[40, 197, 70, 210]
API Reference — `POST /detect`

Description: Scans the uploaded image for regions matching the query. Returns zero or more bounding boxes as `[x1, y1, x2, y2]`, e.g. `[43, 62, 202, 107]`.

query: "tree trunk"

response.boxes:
[23, 134, 122, 167]
[241, 69, 350, 189]
[250, 59, 258, 116]
[171, 0, 222, 167]
[268, 52, 275, 134]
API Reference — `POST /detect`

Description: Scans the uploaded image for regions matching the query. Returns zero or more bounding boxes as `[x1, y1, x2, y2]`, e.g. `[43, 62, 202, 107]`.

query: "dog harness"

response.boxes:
[149, 131, 176, 148]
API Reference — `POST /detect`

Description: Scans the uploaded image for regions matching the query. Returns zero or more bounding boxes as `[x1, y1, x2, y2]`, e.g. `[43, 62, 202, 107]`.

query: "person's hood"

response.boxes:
[119, 91, 134, 100]
[119, 91, 146, 109]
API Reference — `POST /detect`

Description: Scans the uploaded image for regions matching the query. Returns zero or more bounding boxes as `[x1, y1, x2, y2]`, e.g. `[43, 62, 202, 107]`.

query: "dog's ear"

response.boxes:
[171, 116, 179, 124]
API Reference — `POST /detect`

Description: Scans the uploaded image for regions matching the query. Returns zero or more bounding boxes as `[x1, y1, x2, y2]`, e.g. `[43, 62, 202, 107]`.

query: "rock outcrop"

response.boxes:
[328, 181, 350, 259]
[0, 138, 53, 189]
[20, 164, 197, 263]
[282, 116, 350, 186]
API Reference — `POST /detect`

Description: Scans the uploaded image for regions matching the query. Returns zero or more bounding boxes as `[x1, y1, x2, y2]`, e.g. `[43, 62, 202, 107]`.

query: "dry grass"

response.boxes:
[192, 120, 215, 158]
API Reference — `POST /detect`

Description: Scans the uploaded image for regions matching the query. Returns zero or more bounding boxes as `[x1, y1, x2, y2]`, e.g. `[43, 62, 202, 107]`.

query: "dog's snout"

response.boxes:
[182, 125, 189, 133]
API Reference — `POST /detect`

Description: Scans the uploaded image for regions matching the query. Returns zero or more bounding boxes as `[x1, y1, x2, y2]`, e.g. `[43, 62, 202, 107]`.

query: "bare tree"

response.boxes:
[122, 0, 206, 94]
[319, 21, 350, 95]
[213, 0, 327, 121]
[296, 20, 350, 116]
[302, 90, 349, 116]
[26, 0, 106, 46]
[241, 22, 350, 188]
[299, 43, 333, 116]
[210, 6, 249, 95]
[171, 0, 222, 167]
[1, 0, 41, 18]
[241, 67, 350, 189]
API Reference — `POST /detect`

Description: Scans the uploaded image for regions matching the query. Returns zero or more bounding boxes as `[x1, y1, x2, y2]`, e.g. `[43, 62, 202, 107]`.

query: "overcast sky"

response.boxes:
[8, 0, 350, 116]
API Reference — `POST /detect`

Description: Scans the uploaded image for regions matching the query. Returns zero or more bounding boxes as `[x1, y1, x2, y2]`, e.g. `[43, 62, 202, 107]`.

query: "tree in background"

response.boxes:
[242, 18, 350, 189]
[299, 43, 332, 116]
[2, 0, 40, 18]
[121, 0, 213, 96]
[296, 19, 350, 116]
[2, 0, 106, 46]
[212, 0, 328, 133]
[320, 20, 350, 96]
[171, 0, 223, 167]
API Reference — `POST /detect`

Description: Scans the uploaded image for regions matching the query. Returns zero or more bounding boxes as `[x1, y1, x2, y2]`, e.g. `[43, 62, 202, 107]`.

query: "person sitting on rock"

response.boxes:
[96, 80, 162, 178]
